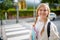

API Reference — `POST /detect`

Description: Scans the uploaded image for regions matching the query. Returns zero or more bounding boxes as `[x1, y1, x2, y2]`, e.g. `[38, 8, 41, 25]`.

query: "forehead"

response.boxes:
[39, 5, 48, 9]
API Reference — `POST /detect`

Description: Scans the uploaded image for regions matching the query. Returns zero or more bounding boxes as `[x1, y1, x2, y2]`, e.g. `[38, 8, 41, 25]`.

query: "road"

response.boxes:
[0, 17, 60, 30]
[5, 18, 60, 36]
[0, 17, 60, 40]
[1, 23, 32, 40]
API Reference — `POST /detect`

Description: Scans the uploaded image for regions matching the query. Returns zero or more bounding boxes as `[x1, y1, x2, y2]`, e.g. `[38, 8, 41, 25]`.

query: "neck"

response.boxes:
[40, 17, 47, 23]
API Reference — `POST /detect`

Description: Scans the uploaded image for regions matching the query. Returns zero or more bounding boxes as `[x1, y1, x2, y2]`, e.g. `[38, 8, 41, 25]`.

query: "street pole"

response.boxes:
[0, 12, 3, 40]
[1, 14, 3, 25]
[14, 0, 19, 23]
[16, 4, 19, 23]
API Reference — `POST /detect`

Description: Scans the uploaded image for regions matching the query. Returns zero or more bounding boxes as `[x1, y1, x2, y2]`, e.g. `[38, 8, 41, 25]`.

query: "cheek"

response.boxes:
[37, 11, 41, 16]
[45, 12, 49, 16]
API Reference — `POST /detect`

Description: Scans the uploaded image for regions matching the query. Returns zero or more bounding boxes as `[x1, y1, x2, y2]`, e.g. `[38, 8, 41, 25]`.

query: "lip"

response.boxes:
[42, 13, 46, 15]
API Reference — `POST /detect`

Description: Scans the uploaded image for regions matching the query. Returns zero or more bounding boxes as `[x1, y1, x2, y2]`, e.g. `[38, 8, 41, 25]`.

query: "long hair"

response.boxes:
[35, 3, 50, 24]
[34, 3, 51, 36]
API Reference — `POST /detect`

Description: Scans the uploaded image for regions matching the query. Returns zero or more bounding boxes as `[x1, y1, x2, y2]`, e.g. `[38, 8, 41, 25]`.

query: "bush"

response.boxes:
[51, 9, 60, 16]
[0, 12, 5, 20]
[7, 9, 34, 18]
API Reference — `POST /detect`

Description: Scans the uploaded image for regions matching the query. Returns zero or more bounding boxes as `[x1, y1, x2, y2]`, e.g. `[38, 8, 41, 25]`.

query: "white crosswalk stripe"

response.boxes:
[2, 23, 32, 40]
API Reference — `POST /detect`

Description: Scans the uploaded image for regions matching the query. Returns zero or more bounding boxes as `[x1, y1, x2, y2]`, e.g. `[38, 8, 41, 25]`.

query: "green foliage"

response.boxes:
[51, 9, 60, 16]
[0, 0, 13, 11]
[41, 0, 60, 4]
[0, 12, 5, 20]
[9, 9, 33, 18]
[1, 8, 60, 19]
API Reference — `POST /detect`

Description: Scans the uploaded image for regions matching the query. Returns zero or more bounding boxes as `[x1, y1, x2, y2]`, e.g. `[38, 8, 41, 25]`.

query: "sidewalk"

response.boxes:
[0, 15, 60, 25]
[1, 22, 32, 40]
[0, 16, 60, 40]
[0, 17, 35, 25]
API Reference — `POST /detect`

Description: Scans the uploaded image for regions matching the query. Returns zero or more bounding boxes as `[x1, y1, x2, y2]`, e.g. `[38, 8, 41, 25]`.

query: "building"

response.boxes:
[18, 0, 26, 10]
[18, 0, 41, 10]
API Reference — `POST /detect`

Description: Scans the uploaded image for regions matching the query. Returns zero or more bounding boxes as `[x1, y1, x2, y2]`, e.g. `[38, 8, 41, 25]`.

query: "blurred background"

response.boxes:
[0, 0, 60, 40]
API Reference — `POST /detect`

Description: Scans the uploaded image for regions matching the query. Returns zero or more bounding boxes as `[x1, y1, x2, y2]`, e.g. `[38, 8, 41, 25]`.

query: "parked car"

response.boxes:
[48, 12, 57, 21]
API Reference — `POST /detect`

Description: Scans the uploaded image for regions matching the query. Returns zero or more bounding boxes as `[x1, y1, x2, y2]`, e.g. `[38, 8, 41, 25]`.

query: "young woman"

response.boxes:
[33, 3, 59, 40]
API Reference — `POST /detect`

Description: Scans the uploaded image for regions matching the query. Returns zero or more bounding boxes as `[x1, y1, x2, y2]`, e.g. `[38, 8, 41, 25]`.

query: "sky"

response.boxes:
[26, 0, 41, 4]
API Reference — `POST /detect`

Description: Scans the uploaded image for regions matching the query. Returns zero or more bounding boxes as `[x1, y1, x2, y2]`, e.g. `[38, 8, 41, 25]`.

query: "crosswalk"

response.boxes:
[1, 23, 32, 40]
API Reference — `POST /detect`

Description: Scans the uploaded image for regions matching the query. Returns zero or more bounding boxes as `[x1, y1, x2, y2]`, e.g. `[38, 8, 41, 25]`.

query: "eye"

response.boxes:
[39, 9, 48, 11]
[44, 9, 48, 11]
[40, 9, 42, 11]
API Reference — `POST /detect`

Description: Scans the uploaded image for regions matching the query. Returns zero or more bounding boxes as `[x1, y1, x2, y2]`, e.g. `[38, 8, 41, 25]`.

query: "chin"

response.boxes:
[42, 16, 47, 18]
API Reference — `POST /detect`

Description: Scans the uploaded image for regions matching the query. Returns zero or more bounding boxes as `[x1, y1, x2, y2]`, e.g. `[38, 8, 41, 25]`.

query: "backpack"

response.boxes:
[47, 22, 51, 39]
[0, 38, 3, 40]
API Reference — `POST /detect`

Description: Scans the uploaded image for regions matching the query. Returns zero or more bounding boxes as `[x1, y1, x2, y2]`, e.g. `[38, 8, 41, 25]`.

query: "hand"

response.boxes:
[33, 24, 35, 27]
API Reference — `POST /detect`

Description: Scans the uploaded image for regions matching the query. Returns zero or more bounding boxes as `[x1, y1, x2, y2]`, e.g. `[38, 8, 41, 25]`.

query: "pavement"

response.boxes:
[0, 16, 60, 25]
[0, 17, 35, 40]
[0, 17, 35, 25]
[1, 23, 33, 40]
[0, 16, 60, 40]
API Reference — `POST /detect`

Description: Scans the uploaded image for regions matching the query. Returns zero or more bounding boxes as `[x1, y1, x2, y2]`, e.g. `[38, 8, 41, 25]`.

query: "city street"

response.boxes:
[0, 17, 60, 40]
[0, 0, 60, 40]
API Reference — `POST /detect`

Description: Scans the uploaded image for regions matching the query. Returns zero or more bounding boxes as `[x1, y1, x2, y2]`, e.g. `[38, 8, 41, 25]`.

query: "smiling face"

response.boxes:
[37, 3, 50, 19]
[38, 6, 49, 19]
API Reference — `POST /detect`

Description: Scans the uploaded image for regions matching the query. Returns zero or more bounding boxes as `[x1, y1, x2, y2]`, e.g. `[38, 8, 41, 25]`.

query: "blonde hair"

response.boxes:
[33, 3, 51, 35]
[34, 3, 50, 25]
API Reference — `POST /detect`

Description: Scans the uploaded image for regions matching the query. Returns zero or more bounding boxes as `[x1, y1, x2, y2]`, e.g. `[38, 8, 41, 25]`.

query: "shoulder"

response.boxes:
[50, 22, 57, 31]
[50, 22, 56, 28]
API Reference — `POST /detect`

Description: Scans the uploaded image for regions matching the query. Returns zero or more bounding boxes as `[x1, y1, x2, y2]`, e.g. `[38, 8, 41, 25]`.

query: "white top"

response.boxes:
[35, 17, 59, 40]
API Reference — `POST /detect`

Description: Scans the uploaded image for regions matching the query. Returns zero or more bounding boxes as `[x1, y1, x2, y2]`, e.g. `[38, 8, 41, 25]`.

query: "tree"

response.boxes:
[41, 0, 60, 4]
[0, 0, 14, 12]
[0, 0, 13, 20]
[0, 0, 13, 11]
[41, 0, 60, 9]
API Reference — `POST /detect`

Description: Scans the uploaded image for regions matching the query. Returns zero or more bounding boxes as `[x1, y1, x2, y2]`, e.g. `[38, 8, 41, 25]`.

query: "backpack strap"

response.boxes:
[47, 22, 51, 38]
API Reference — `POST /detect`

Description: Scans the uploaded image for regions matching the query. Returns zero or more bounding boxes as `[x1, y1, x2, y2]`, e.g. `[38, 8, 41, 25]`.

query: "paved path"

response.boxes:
[1, 23, 32, 40]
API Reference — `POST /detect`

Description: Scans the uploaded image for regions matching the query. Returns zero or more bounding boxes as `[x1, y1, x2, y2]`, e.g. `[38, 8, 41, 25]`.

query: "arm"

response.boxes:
[50, 23, 59, 40]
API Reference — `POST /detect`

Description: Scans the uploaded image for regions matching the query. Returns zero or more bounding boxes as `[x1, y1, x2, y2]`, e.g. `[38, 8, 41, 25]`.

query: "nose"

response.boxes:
[41, 10, 44, 14]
